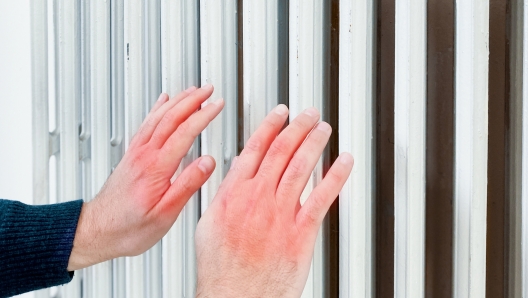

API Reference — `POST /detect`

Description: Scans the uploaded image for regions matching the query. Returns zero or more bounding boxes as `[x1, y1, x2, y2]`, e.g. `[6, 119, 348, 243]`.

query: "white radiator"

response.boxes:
[29, 0, 525, 297]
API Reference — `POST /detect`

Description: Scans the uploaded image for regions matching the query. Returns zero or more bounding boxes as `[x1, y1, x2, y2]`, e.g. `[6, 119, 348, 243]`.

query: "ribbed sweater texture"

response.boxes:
[0, 199, 83, 297]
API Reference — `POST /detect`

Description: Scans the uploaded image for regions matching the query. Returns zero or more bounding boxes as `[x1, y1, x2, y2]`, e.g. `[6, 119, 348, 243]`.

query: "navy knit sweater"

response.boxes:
[0, 199, 83, 297]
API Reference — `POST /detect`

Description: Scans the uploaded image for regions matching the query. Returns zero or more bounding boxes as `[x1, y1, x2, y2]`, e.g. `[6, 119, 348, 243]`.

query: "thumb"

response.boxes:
[159, 155, 215, 218]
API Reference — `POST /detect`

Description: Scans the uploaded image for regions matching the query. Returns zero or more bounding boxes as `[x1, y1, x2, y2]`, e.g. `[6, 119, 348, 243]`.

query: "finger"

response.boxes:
[256, 107, 320, 186]
[296, 153, 354, 232]
[150, 93, 169, 114]
[159, 98, 224, 171]
[234, 104, 289, 179]
[132, 86, 197, 146]
[150, 85, 214, 148]
[156, 156, 216, 219]
[276, 122, 332, 206]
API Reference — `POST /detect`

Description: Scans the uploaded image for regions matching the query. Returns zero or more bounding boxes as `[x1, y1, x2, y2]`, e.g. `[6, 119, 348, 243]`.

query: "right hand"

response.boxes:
[195, 105, 353, 297]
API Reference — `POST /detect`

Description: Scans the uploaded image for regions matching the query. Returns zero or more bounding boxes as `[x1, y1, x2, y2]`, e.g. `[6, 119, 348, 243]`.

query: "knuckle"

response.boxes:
[292, 115, 312, 130]
[302, 192, 325, 227]
[176, 120, 193, 137]
[309, 191, 325, 210]
[244, 137, 262, 152]
[263, 116, 278, 130]
[325, 169, 342, 184]
[288, 157, 307, 178]
[145, 115, 158, 129]
[177, 174, 195, 193]
[268, 138, 290, 157]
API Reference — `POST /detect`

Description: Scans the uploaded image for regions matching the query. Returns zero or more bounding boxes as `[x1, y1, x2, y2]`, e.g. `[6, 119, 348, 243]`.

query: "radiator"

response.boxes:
[29, 0, 525, 297]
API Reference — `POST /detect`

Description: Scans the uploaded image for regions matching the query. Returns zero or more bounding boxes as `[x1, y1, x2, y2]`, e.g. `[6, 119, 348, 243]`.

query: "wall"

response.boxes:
[0, 3, 36, 298]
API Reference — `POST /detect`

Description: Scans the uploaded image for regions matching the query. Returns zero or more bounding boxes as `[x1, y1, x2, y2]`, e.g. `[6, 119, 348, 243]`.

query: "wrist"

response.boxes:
[67, 201, 111, 270]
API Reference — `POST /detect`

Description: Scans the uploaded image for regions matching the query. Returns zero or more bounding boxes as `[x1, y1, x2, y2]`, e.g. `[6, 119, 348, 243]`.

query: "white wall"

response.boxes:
[0, 0, 33, 205]
[0, 0, 34, 297]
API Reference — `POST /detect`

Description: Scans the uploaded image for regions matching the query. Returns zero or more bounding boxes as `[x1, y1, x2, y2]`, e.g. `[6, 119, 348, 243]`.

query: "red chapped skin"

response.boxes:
[194, 105, 353, 297]
[68, 86, 223, 271]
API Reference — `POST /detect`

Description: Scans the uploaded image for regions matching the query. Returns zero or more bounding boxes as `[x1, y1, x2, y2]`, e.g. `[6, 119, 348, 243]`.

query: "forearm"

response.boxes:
[0, 199, 83, 297]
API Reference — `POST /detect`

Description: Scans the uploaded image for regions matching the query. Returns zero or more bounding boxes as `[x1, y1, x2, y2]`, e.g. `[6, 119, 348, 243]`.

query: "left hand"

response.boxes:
[68, 85, 223, 270]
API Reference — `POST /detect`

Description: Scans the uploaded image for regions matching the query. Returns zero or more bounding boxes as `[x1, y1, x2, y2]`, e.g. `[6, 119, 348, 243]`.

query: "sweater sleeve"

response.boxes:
[0, 199, 84, 298]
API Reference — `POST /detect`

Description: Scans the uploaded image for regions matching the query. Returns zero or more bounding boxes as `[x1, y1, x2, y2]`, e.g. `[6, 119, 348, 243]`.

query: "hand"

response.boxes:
[67, 85, 224, 270]
[195, 105, 353, 297]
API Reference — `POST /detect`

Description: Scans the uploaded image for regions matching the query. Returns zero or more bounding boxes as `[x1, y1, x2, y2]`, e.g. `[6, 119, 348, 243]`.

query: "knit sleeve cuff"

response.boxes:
[0, 199, 84, 297]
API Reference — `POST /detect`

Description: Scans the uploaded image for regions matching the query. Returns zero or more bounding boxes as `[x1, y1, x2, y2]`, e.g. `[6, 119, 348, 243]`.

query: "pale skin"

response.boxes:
[68, 84, 223, 269]
[195, 105, 353, 297]
[67, 85, 354, 297]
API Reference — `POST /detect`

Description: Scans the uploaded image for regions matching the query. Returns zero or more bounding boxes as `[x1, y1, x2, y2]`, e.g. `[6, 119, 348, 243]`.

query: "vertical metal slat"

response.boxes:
[522, 0, 528, 296]
[200, 0, 238, 213]
[339, 0, 375, 297]
[30, 1, 50, 296]
[124, 0, 148, 296]
[160, 0, 200, 297]
[289, 0, 329, 296]
[57, 0, 82, 297]
[453, 0, 489, 297]
[144, 1, 163, 297]
[88, 0, 112, 296]
[243, 0, 280, 142]
[507, 0, 523, 296]
[393, 0, 426, 297]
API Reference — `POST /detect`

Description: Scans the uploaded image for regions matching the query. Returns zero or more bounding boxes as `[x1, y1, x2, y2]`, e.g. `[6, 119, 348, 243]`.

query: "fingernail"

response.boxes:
[201, 84, 213, 90]
[213, 98, 224, 106]
[185, 86, 196, 92]
[274, 104, 288, 115]
[303, 107, 319, 117]
[198, 157, 215, 174]
[339, 153, 354, 165]
[157, 93, 167, 101]
[230, 156, 238, 169]
[316, 122, 331, 133]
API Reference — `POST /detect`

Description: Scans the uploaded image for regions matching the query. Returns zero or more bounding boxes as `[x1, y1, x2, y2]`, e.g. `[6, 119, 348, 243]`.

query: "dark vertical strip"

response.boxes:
[324, 0, 340, 296]
[425, 0, 455, 296]
[277, 0, 289, 108]
[487, 0, 508, 296]
[376, 0, 395, 296]
[505, 0, 523, 296]
[237, 0, 244, 155]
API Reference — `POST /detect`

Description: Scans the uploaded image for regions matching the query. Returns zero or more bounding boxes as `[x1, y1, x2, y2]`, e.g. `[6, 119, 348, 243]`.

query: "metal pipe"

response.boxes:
[30, 1, 50, 296]
[339, 0, 375, 297]
[200, 0, 238, 213]
[160, 1, 200, 296]
[243, 0, 280, 142]
[289, 0, 329, 296]
[453, 0, 489, 297]
[88, 0, 112, 296]
[57, 0, 82, 296]
[124, 0, 148, 296]
[393, 0, 426, 296]
[522, 0, 528, 296]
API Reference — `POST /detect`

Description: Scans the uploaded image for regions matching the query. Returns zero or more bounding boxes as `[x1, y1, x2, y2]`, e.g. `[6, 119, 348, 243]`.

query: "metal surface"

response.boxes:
[88, 0, 112, 296]
[453, 0, 489, 297]
[124, 0, 148, 296]
[200, 0, 238, 212]
[523, 1, 528, 296]
[243, 0, 280, 142]
[338, 0, 375, 297]
[27, 1, 520, 296]
[30, 1, 50, 297]
[393, 0, 426, 296]
[289, 0, 329, 296]
[160, 1, 200, 297]
[508, 0, 523, 296]
[56, 0, 82, 296]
